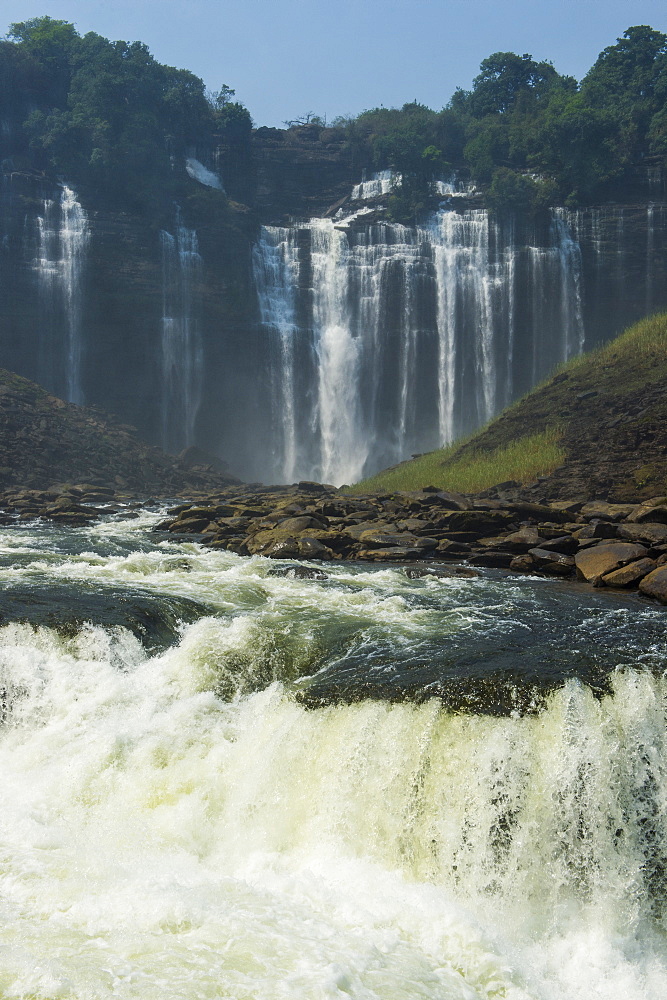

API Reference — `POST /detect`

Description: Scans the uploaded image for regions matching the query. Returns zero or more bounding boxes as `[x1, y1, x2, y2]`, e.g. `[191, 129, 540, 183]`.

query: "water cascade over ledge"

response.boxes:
[160, 215, 204, 454]
[253, 208, 585, 485]
[33, 185, 90, 405]
[0, 512, 666, 998]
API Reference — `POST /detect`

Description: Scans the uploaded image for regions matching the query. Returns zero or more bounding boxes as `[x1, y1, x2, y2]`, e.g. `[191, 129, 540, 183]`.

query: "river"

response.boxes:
[0, 508, 666, 998]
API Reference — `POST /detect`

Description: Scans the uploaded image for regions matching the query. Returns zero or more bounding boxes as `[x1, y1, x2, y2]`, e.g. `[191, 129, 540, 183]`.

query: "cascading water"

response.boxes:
[0, 510, 666, 998]
[254, 208, 585, 485]
[160, 215, 203, 454]
[33, 185, 89, 404]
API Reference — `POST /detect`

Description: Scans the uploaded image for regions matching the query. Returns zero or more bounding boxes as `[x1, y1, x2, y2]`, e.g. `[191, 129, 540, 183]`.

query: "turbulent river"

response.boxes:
[1, 509, 666, 999]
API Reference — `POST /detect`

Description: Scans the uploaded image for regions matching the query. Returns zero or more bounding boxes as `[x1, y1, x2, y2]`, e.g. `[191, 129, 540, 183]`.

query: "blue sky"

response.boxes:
[3, 1, 667, 127]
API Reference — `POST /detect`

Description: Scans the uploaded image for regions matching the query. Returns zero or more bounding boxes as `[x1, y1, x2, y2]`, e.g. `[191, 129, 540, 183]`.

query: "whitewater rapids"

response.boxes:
[0, 510, 665, 999]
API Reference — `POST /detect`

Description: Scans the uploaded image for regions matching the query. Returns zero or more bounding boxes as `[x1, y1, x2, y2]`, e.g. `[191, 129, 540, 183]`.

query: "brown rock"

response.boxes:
[356, 546, 425, 560]
[510, 554, 536, 572]
[298, 537, 333, 559]
[616, 522, 667, 546]
[277, 515, 328, 532]
[626, 504, 667, 525]
[639, 566, 667, 603]
[358, 529, 437, 550]
[574, 542, 648, 582]
[601, 557, 656, 588]
[579, 502, 637, 522]
[468, 551, 515, 568]
[527, 548, 575, 575]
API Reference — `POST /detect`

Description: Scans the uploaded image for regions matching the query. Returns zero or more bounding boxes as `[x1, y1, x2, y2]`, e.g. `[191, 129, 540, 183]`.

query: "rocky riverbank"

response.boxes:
[142, 481, 667, 605]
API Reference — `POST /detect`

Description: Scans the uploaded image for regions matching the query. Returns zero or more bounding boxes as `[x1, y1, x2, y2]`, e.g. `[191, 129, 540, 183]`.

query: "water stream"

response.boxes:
[0, 512, 666, 998]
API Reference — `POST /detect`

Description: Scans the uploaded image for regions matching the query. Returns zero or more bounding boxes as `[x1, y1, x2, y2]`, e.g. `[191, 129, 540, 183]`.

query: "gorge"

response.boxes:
[1, 166, 666, 485]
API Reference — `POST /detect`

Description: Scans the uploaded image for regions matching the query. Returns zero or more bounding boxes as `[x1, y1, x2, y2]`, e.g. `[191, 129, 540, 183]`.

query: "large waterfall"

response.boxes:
[0, 174, 663, 482]
[253, 208, 585, 486]
[33, 186, 89, 405]
[160, 216, 203, 454]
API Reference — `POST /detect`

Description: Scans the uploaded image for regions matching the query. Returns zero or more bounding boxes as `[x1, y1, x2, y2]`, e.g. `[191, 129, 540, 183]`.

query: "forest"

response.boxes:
[1, 16, 666, 219]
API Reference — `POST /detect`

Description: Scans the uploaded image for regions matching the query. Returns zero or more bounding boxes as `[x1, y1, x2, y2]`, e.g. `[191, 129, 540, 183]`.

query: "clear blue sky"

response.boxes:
[3, 1, 667, 127]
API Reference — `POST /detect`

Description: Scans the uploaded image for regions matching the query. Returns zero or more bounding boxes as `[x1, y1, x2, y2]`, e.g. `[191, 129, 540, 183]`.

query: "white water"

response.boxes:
[160, 216, 204, 453]
[254, 209, 585, 485]
[185, 157, 224, 191]
[0, 515, 666, 998]
[33, 185, 90, 404]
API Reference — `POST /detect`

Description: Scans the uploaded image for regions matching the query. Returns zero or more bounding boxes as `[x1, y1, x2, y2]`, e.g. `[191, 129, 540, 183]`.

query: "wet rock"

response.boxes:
[404, 565, 480, 580]
[639, 566, 667, 603]
[574, 542, 648, 583]
[601, 557, 656, 588]
[0, 583, 209, 651]
[267, 564, 329, 580]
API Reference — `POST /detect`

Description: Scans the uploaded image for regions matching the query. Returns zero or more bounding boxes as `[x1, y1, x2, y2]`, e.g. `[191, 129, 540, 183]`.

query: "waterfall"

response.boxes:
[160, 215, 203, 454]
[254, 208, 585, 485]
[33, 185, 89, 404]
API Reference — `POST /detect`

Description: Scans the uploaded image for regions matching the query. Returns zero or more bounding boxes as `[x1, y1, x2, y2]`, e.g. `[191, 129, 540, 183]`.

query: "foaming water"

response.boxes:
[0, 515, 666, 998]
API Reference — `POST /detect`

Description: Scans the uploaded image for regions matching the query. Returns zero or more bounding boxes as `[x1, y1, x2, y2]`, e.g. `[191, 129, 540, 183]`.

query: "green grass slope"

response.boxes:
[349, 313, 667, 502]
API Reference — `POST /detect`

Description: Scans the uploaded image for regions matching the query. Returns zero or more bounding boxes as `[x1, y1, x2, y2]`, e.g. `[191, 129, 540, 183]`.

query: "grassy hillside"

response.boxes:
[349, 313, 667, 501]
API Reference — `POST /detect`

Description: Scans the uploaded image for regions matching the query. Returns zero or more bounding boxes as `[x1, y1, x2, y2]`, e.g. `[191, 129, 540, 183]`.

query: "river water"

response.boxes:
[1, 510, 666, 999]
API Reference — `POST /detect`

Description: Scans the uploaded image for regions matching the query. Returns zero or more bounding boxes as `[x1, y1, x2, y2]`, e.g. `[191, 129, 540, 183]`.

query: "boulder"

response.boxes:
[358, 529, 437, 550]
[478, 526, 542, 552]
[579, 501, 637, 522]
[626, 504, 667, 525]
[437, 510, 515, 535]
[532, 534, 578, 554]
[574, 542, 648, 582]
[527, 547, 575, 575]
[616, 522, 667, 546]
[436, 539, 471, 556]
[277, 515, 328, 532]
[298, 537, 333, 559]
[468, 551, 515, 568]
[356, 546, 425, 560]
[574, 522, 618, 540]
[601, 557, 656, 588]
[639, 566, 667, 604]
[510, 554, 536, 573]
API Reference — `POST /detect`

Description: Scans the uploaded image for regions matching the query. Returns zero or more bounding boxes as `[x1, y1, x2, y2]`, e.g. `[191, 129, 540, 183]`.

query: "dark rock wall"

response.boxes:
[0, 154, 666, 483]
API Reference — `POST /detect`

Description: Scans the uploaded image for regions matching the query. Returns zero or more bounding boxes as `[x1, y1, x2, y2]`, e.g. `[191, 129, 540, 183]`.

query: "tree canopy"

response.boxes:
[1, 19, 665, 217]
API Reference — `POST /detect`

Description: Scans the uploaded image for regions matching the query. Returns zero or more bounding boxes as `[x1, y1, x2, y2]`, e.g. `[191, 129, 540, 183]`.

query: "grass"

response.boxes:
[347, 428, 565, 495]
[346, 312, 667, 496]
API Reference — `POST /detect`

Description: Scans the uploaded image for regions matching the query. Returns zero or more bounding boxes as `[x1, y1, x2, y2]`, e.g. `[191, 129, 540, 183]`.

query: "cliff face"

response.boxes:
[251, 125, 359, 222]
[0, 142, 666, 487]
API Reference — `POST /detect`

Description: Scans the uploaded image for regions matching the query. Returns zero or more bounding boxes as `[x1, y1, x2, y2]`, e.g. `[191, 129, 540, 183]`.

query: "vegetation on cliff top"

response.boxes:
[0, 16, 251, 217]
[1, 18, 665, 221]
[348, 313, 667, 502]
